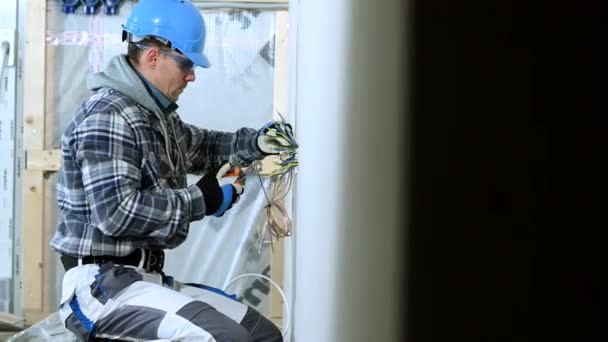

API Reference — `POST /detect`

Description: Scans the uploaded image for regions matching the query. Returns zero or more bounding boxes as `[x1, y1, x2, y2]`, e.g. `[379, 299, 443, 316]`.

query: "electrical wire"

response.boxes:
[224, 114, 297, 337]
[224, 273, 290, 338]
[237, 113, 298, 252]
[235, 164, 295, 256]
[256, 170, 293, 250]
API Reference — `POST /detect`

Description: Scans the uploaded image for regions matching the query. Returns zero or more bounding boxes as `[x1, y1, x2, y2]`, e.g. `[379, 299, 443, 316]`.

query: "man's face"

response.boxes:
[153, 47, 196, 102]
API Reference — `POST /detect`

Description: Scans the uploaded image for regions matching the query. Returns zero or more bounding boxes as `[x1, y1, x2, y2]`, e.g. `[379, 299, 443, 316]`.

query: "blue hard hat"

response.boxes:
[122, 0, 210, 68]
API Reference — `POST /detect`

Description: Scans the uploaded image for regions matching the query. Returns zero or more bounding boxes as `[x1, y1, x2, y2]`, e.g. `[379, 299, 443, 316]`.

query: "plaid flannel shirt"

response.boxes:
[50, 87, 265, 257]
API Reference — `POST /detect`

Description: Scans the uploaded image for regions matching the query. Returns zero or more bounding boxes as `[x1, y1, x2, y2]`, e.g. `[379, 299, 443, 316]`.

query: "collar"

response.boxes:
[128, 59, 179, 115]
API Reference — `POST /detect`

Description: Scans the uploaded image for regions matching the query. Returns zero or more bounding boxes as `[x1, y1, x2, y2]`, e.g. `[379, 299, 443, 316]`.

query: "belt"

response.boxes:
[60, 249, 165, 273]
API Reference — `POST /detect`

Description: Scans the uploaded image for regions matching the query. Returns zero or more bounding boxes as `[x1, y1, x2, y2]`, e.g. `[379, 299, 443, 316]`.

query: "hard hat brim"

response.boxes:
[188, 51, 211, 69]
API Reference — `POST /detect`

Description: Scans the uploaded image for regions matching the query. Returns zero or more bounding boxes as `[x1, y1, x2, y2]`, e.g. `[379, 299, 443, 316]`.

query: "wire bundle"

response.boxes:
[248, 112, 299, 251]
[226, 115, 298, 336]
[264, 112, 299, 177]
[255, 170, 294, 251]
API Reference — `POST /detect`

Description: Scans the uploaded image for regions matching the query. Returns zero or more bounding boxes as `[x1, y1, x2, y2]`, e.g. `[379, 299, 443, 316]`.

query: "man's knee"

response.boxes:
[240, 307, 283, 342]
[254, 315, 283, 342]
[226, 324, 255, 342]
[176, 300, 254, 342]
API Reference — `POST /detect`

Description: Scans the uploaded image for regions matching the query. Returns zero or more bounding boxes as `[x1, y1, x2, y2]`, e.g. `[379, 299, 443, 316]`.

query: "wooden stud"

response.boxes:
[268, 9, 289, 322]
[22, 0, 47, 324]
[23, 1, 46, 150]
[21, 170, 45, 323]
[43, 172, 59, 314]
[26, 149, 61, 171]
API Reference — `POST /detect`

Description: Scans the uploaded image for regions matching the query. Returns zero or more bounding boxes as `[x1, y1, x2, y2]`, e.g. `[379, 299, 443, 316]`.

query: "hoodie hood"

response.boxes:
[87, 54, 184, 174]
[86, 54, 164, 116]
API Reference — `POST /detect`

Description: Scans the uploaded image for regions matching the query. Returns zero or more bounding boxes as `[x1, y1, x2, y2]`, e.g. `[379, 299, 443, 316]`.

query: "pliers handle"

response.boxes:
[224, 167, 246, 185]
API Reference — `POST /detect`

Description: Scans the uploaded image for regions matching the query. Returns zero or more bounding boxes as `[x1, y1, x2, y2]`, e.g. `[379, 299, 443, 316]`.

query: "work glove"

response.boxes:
[257, 121, 295, 155]
[196, 163, 244, 217]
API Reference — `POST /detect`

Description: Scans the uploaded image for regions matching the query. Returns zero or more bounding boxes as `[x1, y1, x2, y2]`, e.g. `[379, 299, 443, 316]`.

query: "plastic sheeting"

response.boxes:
[45, 2, 282, 315]
[6, 312, 77, 342]
[166, 176, 274, 313]
[1, 2, 18, 314]
[45, 4, 277, 145]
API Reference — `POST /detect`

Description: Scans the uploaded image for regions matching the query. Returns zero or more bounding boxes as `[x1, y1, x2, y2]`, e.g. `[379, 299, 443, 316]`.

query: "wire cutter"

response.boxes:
[224, 166, 247, 185]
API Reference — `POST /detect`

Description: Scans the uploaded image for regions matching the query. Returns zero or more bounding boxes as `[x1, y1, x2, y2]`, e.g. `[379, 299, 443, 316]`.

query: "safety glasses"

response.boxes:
[133, 43, 195, 73]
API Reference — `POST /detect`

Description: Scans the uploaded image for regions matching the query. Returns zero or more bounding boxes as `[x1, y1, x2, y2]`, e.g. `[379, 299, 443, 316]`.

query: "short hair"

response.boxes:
[126, 36, 173, 65]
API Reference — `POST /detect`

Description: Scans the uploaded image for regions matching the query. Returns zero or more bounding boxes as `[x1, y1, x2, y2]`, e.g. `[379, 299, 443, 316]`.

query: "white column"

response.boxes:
[290, 0, 408, 340]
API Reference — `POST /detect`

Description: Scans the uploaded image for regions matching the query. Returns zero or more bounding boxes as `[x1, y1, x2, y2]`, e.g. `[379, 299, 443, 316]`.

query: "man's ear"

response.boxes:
[142, 48, 159, 70]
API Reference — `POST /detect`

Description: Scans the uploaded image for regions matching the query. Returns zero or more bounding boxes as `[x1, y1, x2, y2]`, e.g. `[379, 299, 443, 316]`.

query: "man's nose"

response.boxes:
[185, 70, 196, 82]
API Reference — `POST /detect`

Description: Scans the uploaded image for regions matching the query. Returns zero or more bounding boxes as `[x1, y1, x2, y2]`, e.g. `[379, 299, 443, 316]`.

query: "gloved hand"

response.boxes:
[196, 163, 244, 217]
[257, 121, 294, 155]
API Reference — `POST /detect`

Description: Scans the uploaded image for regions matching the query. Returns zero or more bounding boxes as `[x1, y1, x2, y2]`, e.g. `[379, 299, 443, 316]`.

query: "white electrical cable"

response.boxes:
[224, 273, 290, 338]
[253, 170, 294, 252]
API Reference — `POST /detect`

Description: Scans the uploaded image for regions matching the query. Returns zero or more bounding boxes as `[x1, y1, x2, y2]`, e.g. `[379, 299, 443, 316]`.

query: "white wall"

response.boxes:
[290, 0, 408, 340]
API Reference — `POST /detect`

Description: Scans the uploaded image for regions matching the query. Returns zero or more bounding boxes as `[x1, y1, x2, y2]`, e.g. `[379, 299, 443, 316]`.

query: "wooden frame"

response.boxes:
[21, 0, 290, 326]
[22, 0, 48, 325]
[268, 10, 289, 326]
[25, 150, 61, 171]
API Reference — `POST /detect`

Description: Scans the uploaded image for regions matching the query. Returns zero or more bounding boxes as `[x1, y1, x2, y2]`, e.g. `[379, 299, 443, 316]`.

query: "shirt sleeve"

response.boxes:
[173, 115, 267, 174]
[75, 109, 206, 241]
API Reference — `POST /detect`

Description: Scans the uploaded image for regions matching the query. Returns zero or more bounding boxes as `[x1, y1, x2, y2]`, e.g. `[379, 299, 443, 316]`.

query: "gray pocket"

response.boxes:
[90, 262, 143, 304]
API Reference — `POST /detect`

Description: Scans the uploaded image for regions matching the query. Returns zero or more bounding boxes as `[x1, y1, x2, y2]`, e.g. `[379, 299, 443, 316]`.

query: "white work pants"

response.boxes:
[58, 263, 282, 341]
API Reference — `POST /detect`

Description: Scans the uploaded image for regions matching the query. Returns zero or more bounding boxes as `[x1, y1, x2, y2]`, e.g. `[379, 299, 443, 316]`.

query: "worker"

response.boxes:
[49, 0, 286, 340]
